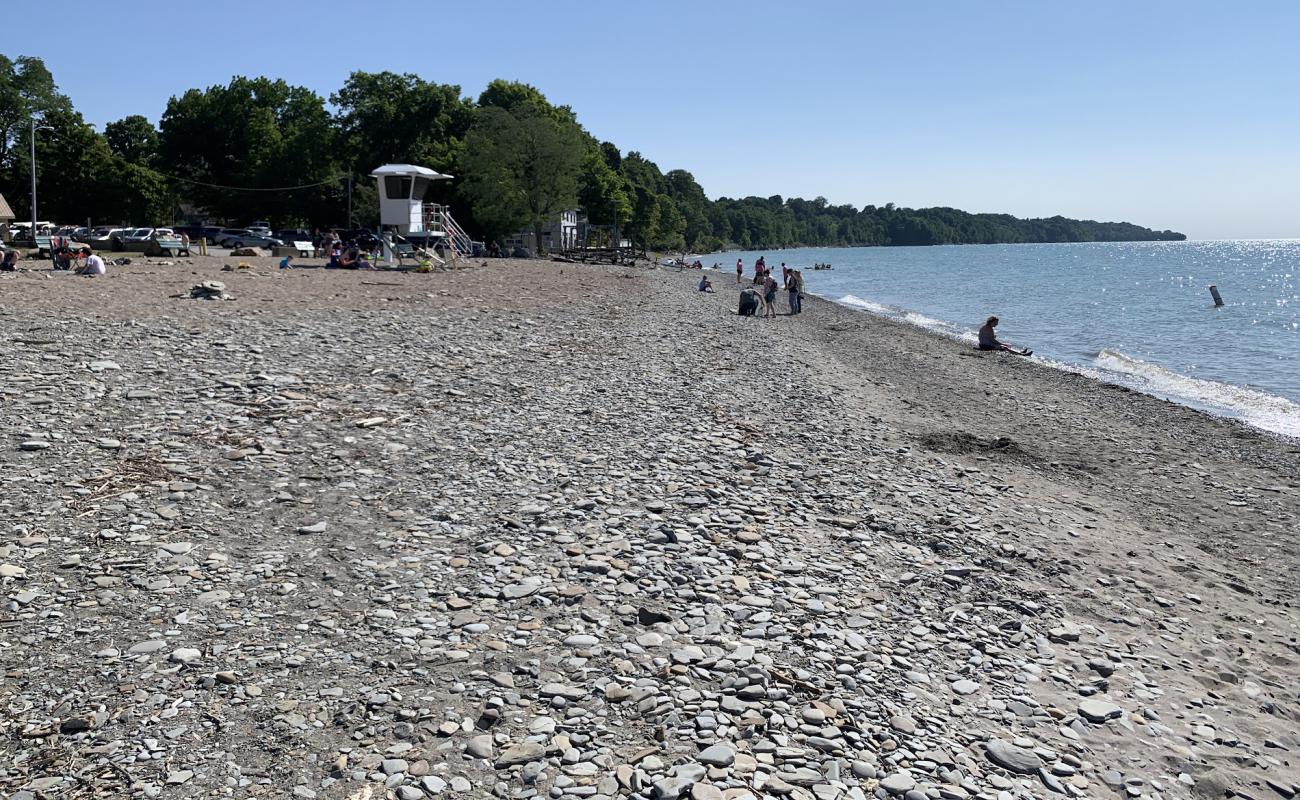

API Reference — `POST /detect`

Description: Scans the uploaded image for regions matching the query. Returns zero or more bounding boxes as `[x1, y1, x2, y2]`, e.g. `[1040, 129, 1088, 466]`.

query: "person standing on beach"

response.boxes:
[763, 273, 779, 318]
[736, 258, 744, 283]
[786, 269, 802, 315]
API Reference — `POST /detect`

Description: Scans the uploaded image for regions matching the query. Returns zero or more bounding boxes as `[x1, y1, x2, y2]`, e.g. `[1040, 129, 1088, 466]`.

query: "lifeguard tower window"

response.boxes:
[383, 176, 432, 200]
[385, 176, 412, 199]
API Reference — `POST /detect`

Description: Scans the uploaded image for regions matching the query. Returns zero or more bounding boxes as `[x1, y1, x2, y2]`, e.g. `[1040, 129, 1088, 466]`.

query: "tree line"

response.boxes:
[0, 54, 1185, 251]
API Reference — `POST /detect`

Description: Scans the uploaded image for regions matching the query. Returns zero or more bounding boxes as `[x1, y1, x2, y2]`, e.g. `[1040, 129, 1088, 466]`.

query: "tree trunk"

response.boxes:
[533, 221, 545, 256]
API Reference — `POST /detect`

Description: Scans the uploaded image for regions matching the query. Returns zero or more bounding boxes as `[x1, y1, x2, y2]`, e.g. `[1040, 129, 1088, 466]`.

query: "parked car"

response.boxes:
[340, 229, 381, 250]
[249, 220, 272, 231]
[197, 226, 225, 244]
[216, 228, 251, 247]
[86, 227, 129, 250]
[275, 228, 312, 244]
[222, 229, 284, 249]
[119, 228, 159, 252]
[72, 227, 92, 240]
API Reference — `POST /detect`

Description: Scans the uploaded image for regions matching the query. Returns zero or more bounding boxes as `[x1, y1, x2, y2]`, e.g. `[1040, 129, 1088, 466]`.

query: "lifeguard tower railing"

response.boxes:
[421, 204, 473, 260]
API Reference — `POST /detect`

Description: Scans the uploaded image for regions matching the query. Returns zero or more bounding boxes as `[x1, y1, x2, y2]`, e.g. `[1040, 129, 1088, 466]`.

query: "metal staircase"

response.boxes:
[422, 204, 473, 261]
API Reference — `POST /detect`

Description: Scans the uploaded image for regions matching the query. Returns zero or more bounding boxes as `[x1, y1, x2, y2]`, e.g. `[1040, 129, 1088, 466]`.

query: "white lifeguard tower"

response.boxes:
[370, 163, 473, 264]
[371, 163, 451, 233]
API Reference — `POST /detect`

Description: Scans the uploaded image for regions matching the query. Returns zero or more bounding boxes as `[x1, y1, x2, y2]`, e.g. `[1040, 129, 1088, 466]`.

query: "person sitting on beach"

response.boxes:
[51, 242, 75, 271]
[280, 255, 294, 269]
[978, 316, 1032, 356]
[1, 248, 19, 272]
[699, 275, 714, 293]
[74, 247, 106, 276]
[338, 246, 363, 270]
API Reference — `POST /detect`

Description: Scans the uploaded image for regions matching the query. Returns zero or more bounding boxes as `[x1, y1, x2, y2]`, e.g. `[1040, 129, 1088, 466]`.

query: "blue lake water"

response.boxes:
[707, 241, 1300, 437]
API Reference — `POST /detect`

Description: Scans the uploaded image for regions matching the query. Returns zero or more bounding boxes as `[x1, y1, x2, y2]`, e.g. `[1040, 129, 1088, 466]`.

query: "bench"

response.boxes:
[34, 236, 52, 255]
[292, 240, 314, 257]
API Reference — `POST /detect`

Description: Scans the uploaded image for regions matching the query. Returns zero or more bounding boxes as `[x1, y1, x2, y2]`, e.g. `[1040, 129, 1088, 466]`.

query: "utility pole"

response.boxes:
[29, 118, 37, 241]
[28, 118, 53, 243]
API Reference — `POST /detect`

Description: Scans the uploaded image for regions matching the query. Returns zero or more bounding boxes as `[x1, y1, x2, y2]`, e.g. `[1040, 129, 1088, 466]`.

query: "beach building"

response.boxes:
[0, 193, 14, 241]
[502, 209, 580, 253]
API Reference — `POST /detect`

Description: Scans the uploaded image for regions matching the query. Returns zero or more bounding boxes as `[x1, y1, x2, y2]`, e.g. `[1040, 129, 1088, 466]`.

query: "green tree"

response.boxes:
[459, 104, 584, 253]
[0, 54, 74, 221]
[158, 76, 337, 224]
[652, 194, 686, 251]
[477, 79, 578, 125]
[104, 114, 159, 166]
[332, 72, 472, 172]
[578, 148, 631, 239]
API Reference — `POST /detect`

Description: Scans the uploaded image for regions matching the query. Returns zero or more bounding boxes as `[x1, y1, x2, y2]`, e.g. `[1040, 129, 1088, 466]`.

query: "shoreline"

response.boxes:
[693, 241, 1300, 440]
[1, 256, 1296, 800]
[812, 286, 1300, 441]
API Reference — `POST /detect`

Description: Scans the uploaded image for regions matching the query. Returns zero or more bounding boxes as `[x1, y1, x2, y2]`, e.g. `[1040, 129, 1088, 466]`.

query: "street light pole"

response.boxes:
[29, 117, 37, 241]
[28, 118, 54, 243]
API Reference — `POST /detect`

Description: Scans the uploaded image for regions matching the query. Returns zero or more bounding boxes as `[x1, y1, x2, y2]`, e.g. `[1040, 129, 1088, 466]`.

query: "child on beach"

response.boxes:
[699, 275, 714, 293]
[279, 255, 293, 269]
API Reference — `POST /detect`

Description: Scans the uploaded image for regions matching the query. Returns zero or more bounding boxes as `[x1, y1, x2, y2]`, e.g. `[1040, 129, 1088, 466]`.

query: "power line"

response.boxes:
[154, 171, 349, 192]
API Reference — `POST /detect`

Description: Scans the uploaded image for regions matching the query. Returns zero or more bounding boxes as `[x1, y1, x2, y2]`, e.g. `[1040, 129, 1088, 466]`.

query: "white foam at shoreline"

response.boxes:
[835, 294, 979, 344]
[828, 293, 1300, 438]
[1089, 349, 1300, 437]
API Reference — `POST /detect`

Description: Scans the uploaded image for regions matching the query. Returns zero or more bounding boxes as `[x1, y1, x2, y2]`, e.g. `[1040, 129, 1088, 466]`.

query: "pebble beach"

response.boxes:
[1, 256, 1297, 800]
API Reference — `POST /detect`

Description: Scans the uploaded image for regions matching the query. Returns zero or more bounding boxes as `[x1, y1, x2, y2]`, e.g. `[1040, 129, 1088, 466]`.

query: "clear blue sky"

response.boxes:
[12, 0, 1300, 239]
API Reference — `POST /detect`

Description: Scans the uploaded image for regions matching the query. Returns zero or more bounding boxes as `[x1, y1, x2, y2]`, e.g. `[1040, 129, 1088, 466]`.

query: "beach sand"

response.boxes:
[0, 255, 1296, 799]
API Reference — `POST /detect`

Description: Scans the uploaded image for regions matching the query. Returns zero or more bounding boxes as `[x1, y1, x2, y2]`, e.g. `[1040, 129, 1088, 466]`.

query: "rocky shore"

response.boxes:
[1, 257, 1297, 800]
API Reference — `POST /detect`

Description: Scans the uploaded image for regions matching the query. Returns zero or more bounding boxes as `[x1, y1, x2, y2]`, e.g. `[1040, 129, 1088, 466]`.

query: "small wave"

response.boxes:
[835, 295, 979, 344]
[1091, 349, 1300, 437]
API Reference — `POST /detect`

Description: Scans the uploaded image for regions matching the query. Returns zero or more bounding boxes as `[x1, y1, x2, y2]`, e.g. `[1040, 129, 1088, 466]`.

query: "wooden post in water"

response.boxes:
[1209, 285, 1224, 307]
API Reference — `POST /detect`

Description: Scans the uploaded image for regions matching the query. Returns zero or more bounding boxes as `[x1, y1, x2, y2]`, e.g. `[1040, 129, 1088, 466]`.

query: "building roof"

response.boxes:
[0, 193, 14, 221]
[370, 164, 454, 180]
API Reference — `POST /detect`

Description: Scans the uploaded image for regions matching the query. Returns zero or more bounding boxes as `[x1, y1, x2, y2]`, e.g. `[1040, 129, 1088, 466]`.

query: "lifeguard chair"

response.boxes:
[370, 164, 452, 234]
[370, 164, 472, 265]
